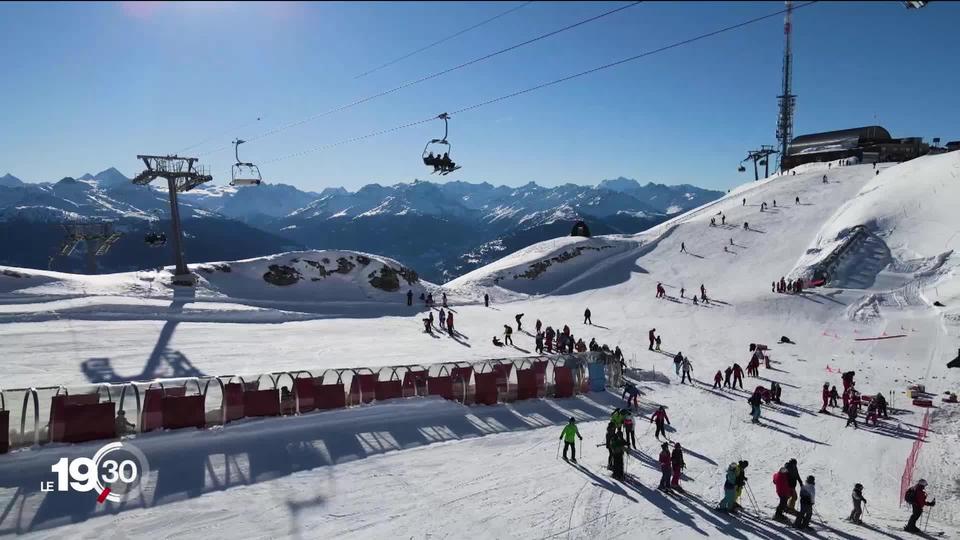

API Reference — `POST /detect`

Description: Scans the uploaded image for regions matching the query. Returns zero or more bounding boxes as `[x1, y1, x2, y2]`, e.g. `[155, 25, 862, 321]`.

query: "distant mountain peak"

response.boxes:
[0, 173, 24, 187]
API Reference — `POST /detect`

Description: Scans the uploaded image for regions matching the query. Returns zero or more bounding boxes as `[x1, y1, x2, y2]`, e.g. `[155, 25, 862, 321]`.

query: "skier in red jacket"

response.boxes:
[651, 406, 671, 440]
[773, 467, 792, 521]
[713, 370, 723, 389]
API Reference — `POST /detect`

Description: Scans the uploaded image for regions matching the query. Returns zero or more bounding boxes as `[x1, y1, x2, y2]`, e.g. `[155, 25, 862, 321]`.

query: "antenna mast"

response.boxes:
[776, 0, 796, 172]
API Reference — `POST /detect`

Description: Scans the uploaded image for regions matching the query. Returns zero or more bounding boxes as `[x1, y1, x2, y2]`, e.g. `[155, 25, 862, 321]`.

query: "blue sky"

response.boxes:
[1, 1, 957, 192]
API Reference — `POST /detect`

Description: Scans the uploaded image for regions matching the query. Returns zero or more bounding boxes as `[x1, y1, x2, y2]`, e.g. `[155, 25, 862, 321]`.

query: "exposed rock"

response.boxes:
[263, 264, 301, 286]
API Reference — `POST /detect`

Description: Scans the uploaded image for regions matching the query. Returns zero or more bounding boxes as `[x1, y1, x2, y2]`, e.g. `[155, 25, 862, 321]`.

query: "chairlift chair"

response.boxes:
[231, 139, 263, 186]
[421, 113, 461, 176]
[737, 165, 746, 173]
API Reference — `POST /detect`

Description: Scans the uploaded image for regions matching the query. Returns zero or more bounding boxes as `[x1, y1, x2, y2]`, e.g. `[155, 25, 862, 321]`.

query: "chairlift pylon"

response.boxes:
[422, 113, 461, 176]
[231, 139, 263, 186]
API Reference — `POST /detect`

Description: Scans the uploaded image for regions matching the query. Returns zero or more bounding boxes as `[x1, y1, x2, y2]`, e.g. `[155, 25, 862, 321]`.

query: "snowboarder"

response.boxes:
[773, 466, 792, 521]
[732, 363, 744, 389]
[651, 406, 670, 440]
[622, 410, 636, 449]
[794, 476, 816, 529]
[503, 325, 513, 346]
[785, 458, 801, 512]
[720, 462, 739, 511]
[829, 385, 839, 408]
[515, 313, 524, 331]
[671, 443, 686, 490]
[723, 366, 733, 388]
[535, 332, 544, 354]
[680, 242, 687, 253]
[484, 293, 489, 307]
[850, 483, 867, 524]
[657, 442, 672, 491]
[673, 352, 683, 376]
[115, 410, 135, 436]
[655, 335, 662, 351]
[904, 479, 936, 533]
[560, 417, 583, 463]
[713, 370, 723, 389]
[748, 388, 763, 423]
[446, 311, 454, 336]
[583, 308, 592, 325]
[406, 290, 413, 306]
[649, 328, 656, 351]
[680, 356, 693, 384]
[610, 431, 627, 480]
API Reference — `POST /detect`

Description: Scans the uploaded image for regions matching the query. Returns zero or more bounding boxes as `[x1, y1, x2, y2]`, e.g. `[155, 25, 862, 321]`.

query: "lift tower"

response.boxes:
[55, 220, 122, 274]
[132, 155, 212, 285]
[776, 1, 797, 172]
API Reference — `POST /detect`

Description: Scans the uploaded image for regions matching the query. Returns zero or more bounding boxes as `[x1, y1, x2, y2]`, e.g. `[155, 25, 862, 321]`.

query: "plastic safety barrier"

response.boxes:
[403, 370, 428, 397]
[554, 367, 575, 398]
[0, 410, 9, 454]
[293, 377, 318, 413]
[315, 383, 346, 411]
[349, 373, 378, 404]
[451, 366, 474, 384]
[587, 363, 607, 392]
[50, 393, 99, 441]
[375, 380, 403, 401]
[474, 372, 499, 405]
[224, 383, 245, 422]
[161, 395, 206, 430]
[243, 389, 280, 417]
[516, 369, 540, 401]
[59, 401, 116, 443]
[427, 376, 454, 400]
[912, 399, 933, 408]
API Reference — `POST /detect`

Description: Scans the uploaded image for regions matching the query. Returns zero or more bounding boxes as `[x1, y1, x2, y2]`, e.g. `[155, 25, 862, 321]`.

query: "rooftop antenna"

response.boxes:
[776, 0, 796, 172]
[132, 155, 213, 285]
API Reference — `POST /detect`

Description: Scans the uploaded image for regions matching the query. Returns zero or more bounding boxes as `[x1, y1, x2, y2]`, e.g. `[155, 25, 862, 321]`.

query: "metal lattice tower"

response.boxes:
[56, 221, 122, 274]
[132, 155, 212, 285]
[776, 1, 796, 172]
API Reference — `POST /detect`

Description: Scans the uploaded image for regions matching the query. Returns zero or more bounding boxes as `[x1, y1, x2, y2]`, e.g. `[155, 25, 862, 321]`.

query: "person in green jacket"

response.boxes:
[560, 417, 583, 463]
[610, 408, 624, 429]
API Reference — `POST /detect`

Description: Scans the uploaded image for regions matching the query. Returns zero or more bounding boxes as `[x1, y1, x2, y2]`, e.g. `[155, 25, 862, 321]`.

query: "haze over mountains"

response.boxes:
[0, 169, 723, 281]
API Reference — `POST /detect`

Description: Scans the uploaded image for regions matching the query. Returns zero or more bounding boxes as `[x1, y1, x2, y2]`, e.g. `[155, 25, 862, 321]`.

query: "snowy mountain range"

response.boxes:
[0, 168, 723, 280]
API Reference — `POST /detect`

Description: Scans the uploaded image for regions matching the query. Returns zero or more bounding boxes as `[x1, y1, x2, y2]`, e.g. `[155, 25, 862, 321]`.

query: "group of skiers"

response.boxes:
[656, 283, 710, 305]
[772, 276, 804, 294]
[422, 307, 455, 337]
[672, 352, 694, 384]
[493, 310, 625, 366]
[815, 370, 890, 429]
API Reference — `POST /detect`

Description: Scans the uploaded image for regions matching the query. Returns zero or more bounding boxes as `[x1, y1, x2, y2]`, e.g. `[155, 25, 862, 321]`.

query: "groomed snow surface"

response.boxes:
[2, 153, 960, 538]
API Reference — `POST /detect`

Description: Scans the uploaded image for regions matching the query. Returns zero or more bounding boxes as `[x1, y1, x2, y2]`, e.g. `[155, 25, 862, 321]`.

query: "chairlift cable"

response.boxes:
[176, 116, 262, 154]
[256, 2, 817, 168]
[198, 1, 643, 157]
[354, 1, 535, 80]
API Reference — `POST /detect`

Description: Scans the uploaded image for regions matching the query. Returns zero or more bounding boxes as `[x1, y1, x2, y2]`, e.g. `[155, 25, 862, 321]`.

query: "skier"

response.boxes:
[734, 460, 749, 509]
[442, 292, 448, 307]
[773, 199, 777, 207]
[648, 328, 656, 351]
[535, 319, 542, 334]
[492, 336, 503, 346]
[710, 217, 716, 227]
[610, 407, 625, 430]
[785, 458, 801, 512]
[671, 443, 686, 490]
[559, 417, 583, 463]
[747, 355, 760, 377]
[446, 311, 454, 336]
[743, 222, 749, 230]
[545, 326, 555, 353]
[829, 385, 840, 408]
[692, 295, 699, 306]
[651, 405, 670, 440]
[720, 462, 739, 511]
[875, 392, 889, 419]
[700, 283, 706, 299]
[732, 363, 744, 389]
[845, 401, 858, 429]
[723, 366, 733, 388]
[748, 388, 763, 423]
[657, 442, 672, 491]
[865, 400, 879, 426]
[850, 483, 867, 524]
[583, 308, 592, 325]
[794, 476, 816, 529]
[820, 382, 830, 413]
[515, 313, 524, 332]
[904, 479, 936, 533]
[438, 308, 446, 329]
[773, 466, 792, 521]
[535, 332, 544, 354]
[610, 431, 627, 480]
[604, 422, 616, 470]
[503, 325, 513, 345]
[795, 196, 800, 205]
[423, 316, 432, 333]
[115, 410, 135, 436]
[713, 370, 723, 389]
[722, 214, 726, 225]
[406, 289, 413, 306]
[622, 381, 641, 409]
[484, 293, 489, 307]
[622, 410, 636, 449]
[680, 242, 687, 253]
[655, 335, 662, 351]
[680, 287, 685, 298]
[673, 352, 683, 376]
[680, 356, 693, 384]
[742, 197, 746, 206]
[822, 174, 828, 183]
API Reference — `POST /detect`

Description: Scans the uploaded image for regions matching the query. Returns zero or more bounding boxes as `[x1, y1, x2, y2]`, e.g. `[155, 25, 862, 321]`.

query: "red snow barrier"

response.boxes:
[375, 380, 403, 401]
[349, 373, 378, 404]
[855, 334, 907, 342]
[141, 387, 186, 432]
[224, 383, 245, 422]
[50, 393, 99, 441]
[293, 377, 321, 413]
[473, 372, 499, 405]
[912, 398, 933, 408]
[243, 389, 280, 417]
[900, 410, 931, 505]
[427, 376, 454, 400]
[516, 369, 540, 401]
[403, 370, 428, 397]
[554, 367, 575, 398]
[161, 395, 206, 430]
[0, 410, 8, 453]
[314, 383, 346, 411]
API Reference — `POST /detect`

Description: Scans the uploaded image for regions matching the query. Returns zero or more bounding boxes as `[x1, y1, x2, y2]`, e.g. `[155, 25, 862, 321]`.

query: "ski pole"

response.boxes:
[745, 481, 761, 516]
[814, 507, 827, 526]
[556, 439, 561, 460]
[923, 505, 931, 533]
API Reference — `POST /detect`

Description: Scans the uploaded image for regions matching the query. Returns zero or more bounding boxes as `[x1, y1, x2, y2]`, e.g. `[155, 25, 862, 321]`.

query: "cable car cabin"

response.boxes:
[145, 232, 166, 247]
[231, 162, 262, 186]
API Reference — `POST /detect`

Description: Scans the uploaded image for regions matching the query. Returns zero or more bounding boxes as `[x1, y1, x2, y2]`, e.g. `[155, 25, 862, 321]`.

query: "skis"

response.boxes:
[890, 526, 947, 538]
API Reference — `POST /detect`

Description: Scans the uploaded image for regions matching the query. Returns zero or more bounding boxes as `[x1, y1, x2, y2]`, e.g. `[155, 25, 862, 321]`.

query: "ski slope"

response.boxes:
[1, 154, 959, 539]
